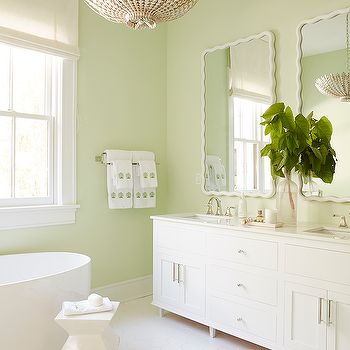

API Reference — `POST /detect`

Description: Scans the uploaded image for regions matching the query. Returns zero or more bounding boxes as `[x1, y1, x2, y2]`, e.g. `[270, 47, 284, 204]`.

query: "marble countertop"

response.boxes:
[151, 213, 350, 245]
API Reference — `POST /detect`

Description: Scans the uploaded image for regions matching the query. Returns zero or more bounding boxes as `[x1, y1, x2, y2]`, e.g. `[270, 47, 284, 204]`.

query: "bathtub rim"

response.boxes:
[0, 251, 91, 287]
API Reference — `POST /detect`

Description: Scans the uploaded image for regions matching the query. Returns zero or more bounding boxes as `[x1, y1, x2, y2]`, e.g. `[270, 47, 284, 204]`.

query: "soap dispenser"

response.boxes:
[238, 192, 247, 218]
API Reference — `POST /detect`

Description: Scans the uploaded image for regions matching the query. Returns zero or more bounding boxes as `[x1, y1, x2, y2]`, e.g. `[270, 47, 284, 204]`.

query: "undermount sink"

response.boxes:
[304, 226, 350, 240]
[183, 213, 237, 224]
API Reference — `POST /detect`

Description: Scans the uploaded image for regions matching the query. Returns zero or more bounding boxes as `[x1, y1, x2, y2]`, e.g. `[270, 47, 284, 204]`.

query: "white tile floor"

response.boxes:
[111, 296, 268, 350]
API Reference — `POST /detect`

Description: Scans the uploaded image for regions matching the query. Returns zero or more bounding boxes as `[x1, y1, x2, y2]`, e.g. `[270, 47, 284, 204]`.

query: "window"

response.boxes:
[229, 95, 272, 193]
[0, 41, 78, 229]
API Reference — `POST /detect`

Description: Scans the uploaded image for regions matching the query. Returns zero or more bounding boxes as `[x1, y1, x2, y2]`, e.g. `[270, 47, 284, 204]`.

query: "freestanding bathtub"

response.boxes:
[0, 252, 91, 350]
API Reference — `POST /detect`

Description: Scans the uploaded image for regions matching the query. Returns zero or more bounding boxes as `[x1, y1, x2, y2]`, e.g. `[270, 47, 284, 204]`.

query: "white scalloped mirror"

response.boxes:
[201, 31, 276, 197]
[297, 7, 350, 202]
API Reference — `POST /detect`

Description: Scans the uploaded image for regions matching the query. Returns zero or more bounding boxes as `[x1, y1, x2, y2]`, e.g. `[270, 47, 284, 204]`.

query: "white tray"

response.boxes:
[247, 221, 283, 229]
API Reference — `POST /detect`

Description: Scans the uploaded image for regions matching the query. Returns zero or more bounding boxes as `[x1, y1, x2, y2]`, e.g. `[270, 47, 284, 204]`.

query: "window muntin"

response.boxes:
[0, 42, 61, 206]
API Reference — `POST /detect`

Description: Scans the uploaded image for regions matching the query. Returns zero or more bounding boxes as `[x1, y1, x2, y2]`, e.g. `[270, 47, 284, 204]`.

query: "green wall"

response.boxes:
[166, 0, 350, 220]
[2, 0, 350, 289]
[0, 3, 167, 288]
[204, 48, 229, 171]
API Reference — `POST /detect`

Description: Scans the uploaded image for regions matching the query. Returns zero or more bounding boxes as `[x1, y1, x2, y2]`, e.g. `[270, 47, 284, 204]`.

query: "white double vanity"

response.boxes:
[151, 214, 350, 350]
[151, 5, 350, 350]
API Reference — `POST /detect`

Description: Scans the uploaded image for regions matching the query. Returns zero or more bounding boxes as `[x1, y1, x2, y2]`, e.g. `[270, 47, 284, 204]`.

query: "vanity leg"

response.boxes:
[209, 327, 217, 338]
[159, 308, 167, 318]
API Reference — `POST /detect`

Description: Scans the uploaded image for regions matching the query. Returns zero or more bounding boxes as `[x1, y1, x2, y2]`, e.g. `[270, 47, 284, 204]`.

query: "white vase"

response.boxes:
[276, 171, 298, 226]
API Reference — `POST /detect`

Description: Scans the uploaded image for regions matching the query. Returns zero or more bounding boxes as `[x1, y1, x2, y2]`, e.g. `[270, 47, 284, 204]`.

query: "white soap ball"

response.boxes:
[88, 293, 103, 307]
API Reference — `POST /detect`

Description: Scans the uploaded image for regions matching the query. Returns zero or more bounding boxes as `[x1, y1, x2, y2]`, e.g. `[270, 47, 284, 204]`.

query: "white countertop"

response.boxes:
[151, 213, 350, 245]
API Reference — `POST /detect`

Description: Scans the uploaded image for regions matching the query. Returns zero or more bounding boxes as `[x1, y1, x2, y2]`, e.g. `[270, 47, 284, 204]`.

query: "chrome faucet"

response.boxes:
[333, 214, 348, 228]
[206, 196, 223, 216]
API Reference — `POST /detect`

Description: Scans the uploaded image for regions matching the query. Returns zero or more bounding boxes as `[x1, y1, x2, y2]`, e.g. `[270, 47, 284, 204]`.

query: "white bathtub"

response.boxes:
[0, 252, 91, 350]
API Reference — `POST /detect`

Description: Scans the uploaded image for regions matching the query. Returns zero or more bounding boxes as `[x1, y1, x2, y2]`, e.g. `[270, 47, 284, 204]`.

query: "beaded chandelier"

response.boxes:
[84, 0, 199, 30]
[315, 13, 350, 102]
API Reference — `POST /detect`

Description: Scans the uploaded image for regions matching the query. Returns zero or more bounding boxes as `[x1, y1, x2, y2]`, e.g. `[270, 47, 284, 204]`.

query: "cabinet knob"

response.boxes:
[237, 249, 247, 255]
[236, 317, 243, 322]
[237, 283, 244, 288]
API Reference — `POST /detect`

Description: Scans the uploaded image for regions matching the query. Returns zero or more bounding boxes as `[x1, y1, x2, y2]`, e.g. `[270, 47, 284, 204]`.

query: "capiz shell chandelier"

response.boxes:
[84, 0, 199, 30]
[315, 13, 350, 102]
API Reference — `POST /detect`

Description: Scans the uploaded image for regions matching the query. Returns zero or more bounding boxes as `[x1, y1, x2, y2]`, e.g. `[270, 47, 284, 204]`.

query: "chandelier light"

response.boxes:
[315, 13, 350, 102]
[84, 0, 199, 30]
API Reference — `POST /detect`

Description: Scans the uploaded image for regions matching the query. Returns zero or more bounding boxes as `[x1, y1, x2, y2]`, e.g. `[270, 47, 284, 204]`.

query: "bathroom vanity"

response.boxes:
[151, 214, 350, 350]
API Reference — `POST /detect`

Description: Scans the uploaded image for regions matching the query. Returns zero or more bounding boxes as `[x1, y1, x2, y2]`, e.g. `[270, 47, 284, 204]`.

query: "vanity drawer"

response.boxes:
[207, 264, 278, 306]
[207, 295, 277, 341]
[285, 245, 350, 285]
[154, 221, 205, 255]
[207, 233, 278, 270]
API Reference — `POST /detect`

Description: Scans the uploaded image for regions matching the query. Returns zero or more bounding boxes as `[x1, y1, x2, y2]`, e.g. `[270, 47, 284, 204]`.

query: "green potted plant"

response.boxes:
[260, 102, 337, 225]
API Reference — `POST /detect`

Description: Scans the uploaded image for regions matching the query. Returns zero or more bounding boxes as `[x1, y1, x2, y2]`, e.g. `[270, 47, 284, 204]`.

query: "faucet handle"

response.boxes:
[225, 206, 236, 217]
[207, 203, 213, 215]
[333, 214, 348, 228]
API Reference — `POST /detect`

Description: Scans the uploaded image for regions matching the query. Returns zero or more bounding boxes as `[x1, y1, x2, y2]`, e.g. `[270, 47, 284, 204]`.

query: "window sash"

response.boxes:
[229, 95, 271, 193]
[0, 43, 59, 206]
[0, 113, 54, 206]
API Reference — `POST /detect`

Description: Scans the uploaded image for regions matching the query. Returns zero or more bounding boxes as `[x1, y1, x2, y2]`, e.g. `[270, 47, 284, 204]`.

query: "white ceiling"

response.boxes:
[302, 13, 348, 56]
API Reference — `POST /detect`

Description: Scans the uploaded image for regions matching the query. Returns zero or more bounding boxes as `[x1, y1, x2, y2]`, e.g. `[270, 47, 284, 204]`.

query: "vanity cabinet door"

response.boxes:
[180, 256, 205, 317]
[284, 282, 327, 350]
[327, 292, 350, 350]
[155, 252, 181, 307]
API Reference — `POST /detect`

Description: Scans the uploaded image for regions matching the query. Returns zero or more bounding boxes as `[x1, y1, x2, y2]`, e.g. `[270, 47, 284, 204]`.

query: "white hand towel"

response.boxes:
[62, 297, 113, 316]
[133, 165, 156, 208]
[105, 150, 133, 209]
[206, 155, 226, 191]
[111, 160, 133, 190]
[219, 164, 227, 190]
[107, 164, 132, 209]
[134, 188, 157, 208]
[138, 160, 158, 188]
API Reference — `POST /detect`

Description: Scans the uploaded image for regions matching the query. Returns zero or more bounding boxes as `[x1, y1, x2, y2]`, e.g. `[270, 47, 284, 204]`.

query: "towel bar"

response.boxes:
[95, 153, 159, 166]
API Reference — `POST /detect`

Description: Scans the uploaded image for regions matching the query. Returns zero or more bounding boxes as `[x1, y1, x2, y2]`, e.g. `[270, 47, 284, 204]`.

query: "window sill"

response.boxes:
[0, 204, 80, 230]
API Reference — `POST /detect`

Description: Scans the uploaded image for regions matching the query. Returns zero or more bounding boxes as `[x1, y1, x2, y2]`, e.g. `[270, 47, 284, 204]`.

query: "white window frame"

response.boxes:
[0, 40, 79, 230]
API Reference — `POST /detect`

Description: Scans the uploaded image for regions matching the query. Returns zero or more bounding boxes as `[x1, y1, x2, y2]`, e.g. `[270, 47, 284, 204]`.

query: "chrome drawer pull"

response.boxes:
[172, 262, 176, 282]
[236, 317, 243, 322]
[318, 298, 323, 324]
[327, 299, 334, 325]
[237, 283, 244, 288]
[237, 249, 247, 255]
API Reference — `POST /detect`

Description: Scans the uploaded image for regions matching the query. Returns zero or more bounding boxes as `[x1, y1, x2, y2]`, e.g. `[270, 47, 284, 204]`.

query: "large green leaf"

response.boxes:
[261, 144, 271, 157]
[317, 153, 336, 183]
[295, 114, 310, 137]
[286, 133, 299, 154]
[313, 116, 333, 141]
[276, 150, 288, 170]
[281, 106, 296, 130]
[311, 147, 322, 160]
[306, 111, 314, 121]
[261, 102, 285, 119]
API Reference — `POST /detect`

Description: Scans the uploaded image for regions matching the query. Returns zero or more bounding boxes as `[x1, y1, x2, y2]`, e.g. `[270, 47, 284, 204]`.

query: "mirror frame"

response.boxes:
[200, 31, 277, 197]
[296, 7, 350, 203]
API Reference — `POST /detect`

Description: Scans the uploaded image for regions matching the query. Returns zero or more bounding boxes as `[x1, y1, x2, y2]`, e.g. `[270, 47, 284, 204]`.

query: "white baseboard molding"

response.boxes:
[93, 275, 153, 302]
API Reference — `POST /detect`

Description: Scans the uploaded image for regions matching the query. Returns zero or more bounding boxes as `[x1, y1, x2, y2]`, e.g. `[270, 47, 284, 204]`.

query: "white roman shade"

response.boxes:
[0, 0, 79, 58]
[230, 38, 270, 99]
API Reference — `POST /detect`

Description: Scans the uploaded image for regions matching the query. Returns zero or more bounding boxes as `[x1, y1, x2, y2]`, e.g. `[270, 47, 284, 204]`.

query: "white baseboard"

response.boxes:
[93, 275, 153, 302]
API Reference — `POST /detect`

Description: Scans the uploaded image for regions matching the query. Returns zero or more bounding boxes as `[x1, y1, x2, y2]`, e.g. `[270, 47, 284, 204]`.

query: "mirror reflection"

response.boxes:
[203, 32, 275, 195]
[300, 11, 350, 199]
